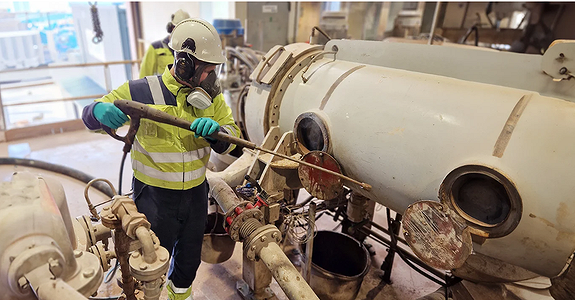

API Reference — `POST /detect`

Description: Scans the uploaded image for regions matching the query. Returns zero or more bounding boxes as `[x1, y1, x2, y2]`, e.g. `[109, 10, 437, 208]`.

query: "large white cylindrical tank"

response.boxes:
[243, 41, 575, 278]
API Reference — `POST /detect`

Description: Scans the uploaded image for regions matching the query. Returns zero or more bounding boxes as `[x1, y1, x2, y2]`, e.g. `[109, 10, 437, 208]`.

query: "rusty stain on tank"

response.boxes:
[556, 202, 575, 231]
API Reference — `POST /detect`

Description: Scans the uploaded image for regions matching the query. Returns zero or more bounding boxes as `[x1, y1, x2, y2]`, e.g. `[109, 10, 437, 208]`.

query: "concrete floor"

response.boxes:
[0, 129, 440, 300]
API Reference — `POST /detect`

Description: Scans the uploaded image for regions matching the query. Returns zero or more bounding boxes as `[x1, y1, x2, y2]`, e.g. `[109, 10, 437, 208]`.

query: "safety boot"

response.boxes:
[167, 280, 193, 300]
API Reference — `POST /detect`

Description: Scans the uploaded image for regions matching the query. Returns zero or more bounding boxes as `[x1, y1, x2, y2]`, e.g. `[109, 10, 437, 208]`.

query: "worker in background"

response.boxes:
[139, 9, 190, 78]
[82, 18, 240, 300]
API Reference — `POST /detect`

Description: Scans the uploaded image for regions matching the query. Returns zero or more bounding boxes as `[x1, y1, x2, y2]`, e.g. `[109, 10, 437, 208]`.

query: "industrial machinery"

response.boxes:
[229, 38, 575, 299]
[213, 18, 265, 141]
[2, 34, 575, 300]
[0, 170, 171, 300]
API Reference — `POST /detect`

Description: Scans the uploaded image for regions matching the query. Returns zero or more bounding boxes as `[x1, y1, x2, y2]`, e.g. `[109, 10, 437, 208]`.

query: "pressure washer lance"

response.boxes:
[109, 100, 372, 191]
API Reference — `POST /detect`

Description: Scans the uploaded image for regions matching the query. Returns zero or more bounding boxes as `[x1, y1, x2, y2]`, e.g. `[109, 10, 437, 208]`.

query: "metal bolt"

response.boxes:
[260, 236, 267, 242]
[272, 232, 278, 239]
[132, 252, 140, 258]
[74, 250, 83, 258]
[48, 258, 63, 277]
[83, 269, 95, 278]
[251, 245, 257, 251]
[139, 264, 148, 270]
[160, 255, 167, 262]
[103, 206, 110, 210]
[18, 277, 28, 290]
[560, 67, 568, 75]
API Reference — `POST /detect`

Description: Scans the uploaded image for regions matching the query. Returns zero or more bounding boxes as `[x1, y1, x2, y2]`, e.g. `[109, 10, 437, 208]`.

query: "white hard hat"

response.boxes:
[169, 18, 226, 65]
[171, 9, 190, 26]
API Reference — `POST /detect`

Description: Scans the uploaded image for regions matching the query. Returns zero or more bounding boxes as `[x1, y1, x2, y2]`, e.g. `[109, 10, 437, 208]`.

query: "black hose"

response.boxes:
[118, 152, 127, 195]
[0, 157, 115, 197]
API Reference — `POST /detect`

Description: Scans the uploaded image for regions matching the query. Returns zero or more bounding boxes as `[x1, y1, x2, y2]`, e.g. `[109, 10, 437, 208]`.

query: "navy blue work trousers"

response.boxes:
[132, 177, 208, 289]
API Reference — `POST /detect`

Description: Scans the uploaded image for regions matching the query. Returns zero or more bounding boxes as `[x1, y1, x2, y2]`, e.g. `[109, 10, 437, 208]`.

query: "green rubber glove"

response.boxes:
[190, 118, 220, 142]
[93, 102, 129, 129]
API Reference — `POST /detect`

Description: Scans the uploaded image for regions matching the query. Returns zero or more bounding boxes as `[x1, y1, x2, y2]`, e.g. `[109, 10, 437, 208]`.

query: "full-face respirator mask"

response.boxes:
[174, 50, 221, 110]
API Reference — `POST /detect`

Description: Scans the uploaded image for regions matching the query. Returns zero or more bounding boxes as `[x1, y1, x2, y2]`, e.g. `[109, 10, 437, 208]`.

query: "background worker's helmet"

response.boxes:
[166, 9, 190, 33]
[169, 18, 226, 65]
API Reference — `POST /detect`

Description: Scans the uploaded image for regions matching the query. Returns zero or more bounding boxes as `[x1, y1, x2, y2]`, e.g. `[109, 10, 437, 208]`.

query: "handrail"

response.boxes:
[0, 60, 140, 74]
[4, 94, 106, 107]
[0, 60, 139, 132]
[2, 80, 54, 90]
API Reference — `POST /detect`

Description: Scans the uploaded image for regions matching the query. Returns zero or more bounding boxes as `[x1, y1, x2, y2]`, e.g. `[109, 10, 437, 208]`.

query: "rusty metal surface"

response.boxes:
[293, 112, 331, 154]
[115, 230, 137, 300]
[403, 200, 472, 270]
[269, 155, 301, 169]
[259, 131, 303, 197]
[438, 165, 522, 238]
[298, 151, 343, 200]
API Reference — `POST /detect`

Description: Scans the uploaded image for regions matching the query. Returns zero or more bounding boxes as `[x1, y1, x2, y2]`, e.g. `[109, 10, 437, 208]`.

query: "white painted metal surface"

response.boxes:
[325, 39, 575, 102]
[244, 40, 575, 278]
[0, 172, 102, 299]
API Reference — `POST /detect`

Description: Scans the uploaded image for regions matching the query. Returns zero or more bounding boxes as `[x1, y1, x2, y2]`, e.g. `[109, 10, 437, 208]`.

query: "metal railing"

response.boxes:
[0, 60, 140, 132]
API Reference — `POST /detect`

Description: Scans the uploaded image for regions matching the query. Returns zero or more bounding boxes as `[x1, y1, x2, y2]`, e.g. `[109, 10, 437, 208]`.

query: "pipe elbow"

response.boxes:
[135, 226, 157, 264]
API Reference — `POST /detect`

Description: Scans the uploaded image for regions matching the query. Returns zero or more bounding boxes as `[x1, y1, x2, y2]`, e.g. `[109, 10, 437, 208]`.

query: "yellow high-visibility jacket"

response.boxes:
[92, 66, 240, 190]
[139, 36, 175, 78]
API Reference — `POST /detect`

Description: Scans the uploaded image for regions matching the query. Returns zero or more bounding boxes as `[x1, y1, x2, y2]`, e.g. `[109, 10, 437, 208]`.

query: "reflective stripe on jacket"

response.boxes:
[90, 66, 240, 190]
[139, 36, 175, 78]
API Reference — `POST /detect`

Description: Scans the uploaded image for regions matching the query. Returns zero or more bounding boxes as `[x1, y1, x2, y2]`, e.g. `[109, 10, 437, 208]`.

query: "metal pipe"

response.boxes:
[94, 223, 112, 242]
[428, 2, 441, 45]
[142, 278, 163, 300]
[115, 230, 136, 300]
[359, 226, 445, 279]
[135, 226, 157, 264]
[84, 178, 118, 220]
[208, 176, 242, 214]
[368, 220, 409, 246]
[259, 242, 320, 300]
[206, 150, 257, 188]
[35, 279, 86, 300]
[302, 202, 316, 283]
[208, 176, 319, 299]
